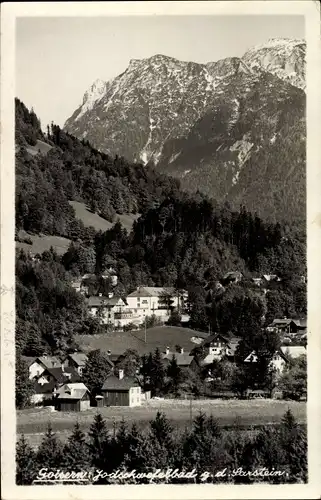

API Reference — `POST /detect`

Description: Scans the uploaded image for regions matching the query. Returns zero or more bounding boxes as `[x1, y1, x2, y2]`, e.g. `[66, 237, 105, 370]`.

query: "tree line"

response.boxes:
[16, 409, 307, 485]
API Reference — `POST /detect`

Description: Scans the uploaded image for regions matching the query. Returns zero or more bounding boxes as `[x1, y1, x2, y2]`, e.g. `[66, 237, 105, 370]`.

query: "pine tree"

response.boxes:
[88, 413, 109, 471]
[82, 349, 113, 397]
[167, 355, 182, 395]
[279, 410, 307, 482]
[150, 348, 165, 396]
[16, 353, 34, 409]
[110, 418, 130, 470]
[36, 423, 63, 470]
[62, 421, 90, 472]
[16, 434, 37, 485]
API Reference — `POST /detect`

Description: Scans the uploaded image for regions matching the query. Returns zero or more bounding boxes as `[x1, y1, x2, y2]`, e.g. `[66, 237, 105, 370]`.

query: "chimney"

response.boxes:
[165, 346, 170, 355]
[180, 347, 184, 354]
[118, 369, 124, 380]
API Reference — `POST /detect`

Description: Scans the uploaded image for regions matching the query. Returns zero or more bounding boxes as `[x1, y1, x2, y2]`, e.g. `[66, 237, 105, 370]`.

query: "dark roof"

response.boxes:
[33, 379, 57, 394]
[201, 333, 230, 347]
[101, 375, 140, 391]
[162, 353, 194, 366]
[37, 356, 62, 369]
[40, 366, 80, 384]
[67, 352, 88, 366]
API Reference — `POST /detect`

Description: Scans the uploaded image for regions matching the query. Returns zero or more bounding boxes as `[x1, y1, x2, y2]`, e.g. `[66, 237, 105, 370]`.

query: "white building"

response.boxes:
[126, 286, 187, 322]
[87, 295, 141, 328]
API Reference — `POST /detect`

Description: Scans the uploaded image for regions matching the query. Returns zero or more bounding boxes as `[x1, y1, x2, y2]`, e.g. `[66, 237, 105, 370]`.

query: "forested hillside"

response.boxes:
[15, 99, 306, 357]
[15, 98, 180, 239]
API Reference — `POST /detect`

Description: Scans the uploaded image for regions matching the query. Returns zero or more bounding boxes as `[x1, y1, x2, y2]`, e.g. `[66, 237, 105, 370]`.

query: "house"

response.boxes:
[34, 366, 80, 387]
[70, 279, 82, 293]
[54, 383, 91, 412]
[31, 379, 58, 405]
[87, 295, 140, 328]
[101, 267, 118, 286]
[221, 271, 243, 285]
[243, 349, 289, 374]
[200, 334, 241, 365]
[262, 274, 281, 282]
[62, 352, 88, 376]
[30, 364, 80, 405]
[244, 351, 259, 363]
[126, 287, 188, 322]
[267, 319, 301, 335]
[280, 345, 307, 359]
[28, 356, 62, 380]
[270, 350, 289, 373]
[101, 370, 142, 407]
[162, 347, 196, 369]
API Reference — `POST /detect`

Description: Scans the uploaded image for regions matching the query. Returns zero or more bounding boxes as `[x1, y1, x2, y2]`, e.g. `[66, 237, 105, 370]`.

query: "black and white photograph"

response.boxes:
[1, 1, 321, 499]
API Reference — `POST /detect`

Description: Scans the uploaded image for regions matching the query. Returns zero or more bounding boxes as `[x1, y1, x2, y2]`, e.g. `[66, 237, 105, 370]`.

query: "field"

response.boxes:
[26, 139, 53, 156]
[17, 399, 306, 449]
[16, 232, 71, 256]
[76, 326, 208, 356]
[69, 201, 140, 233]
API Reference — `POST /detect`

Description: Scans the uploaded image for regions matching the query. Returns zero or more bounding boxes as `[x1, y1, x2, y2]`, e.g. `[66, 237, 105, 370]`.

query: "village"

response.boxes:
[21, 270, 307, 412]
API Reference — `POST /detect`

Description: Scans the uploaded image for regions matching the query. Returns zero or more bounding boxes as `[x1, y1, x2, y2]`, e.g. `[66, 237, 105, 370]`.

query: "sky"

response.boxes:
[16, 15, 305, 128]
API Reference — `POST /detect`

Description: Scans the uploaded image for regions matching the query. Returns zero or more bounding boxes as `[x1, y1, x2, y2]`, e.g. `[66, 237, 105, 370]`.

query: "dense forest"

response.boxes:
[17, 409, 307, 485]
[15, 99, 306, 358]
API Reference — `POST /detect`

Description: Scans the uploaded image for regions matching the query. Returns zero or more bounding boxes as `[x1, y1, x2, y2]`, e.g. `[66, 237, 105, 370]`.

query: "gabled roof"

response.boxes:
[127, 286, 176, 298]
[244, 351, 258, 363]
[36, 356, 62, 369]
[82, 273, 96, 280]
[33, 378, 57, 395]
[101, 375, 140, 391]
[223, 271, 243, 280]
[201, 334, 241, 349]
[21, 356, 36, 367]
[262, 274, 278, 281]
[201, 333, 228, 347]
[56, 382, 89, 400]
[38, 366, 80, 384]
[162, 353, 194, 366]
[280, 346, 307, 359]
[271, 319, 294, 326]
[292, 318, 307, 328]
[67, 352, 88, 366]
[87, 296, 124, 307]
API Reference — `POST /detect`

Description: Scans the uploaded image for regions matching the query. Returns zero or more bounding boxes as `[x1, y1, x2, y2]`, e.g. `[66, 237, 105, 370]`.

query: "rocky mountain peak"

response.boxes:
[242, 38, 306, 89]
[64, 38, 306, 223]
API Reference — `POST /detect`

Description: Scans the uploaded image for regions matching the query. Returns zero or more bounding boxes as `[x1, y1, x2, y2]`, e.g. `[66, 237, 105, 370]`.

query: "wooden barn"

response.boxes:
[101, 370, 141, 407]
[54, 383, 90, 412]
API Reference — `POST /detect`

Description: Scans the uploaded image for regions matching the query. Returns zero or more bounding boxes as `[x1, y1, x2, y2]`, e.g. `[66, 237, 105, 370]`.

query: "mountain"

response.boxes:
[64, 38, 306, 223]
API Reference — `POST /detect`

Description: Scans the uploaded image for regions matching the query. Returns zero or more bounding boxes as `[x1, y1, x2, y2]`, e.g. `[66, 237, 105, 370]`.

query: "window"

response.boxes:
[142, 300, 148, 304]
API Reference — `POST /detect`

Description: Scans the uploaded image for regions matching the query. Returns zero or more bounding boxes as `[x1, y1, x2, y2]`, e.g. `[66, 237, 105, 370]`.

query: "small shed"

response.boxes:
[54, 383, 90, 412]
[95, 395, 104, 408]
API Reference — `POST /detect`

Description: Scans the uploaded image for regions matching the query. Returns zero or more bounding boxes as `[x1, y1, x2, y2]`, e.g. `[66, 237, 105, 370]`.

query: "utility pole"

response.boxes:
[189, 395, 193, 428]
[144, 315, 147, 344]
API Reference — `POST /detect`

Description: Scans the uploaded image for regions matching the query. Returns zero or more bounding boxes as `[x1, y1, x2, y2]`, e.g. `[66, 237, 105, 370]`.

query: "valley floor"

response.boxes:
[17, 398, 306, 449]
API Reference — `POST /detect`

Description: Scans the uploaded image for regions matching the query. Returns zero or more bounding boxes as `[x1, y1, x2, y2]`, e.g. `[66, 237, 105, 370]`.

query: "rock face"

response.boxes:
[64, 38, 306, 222]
